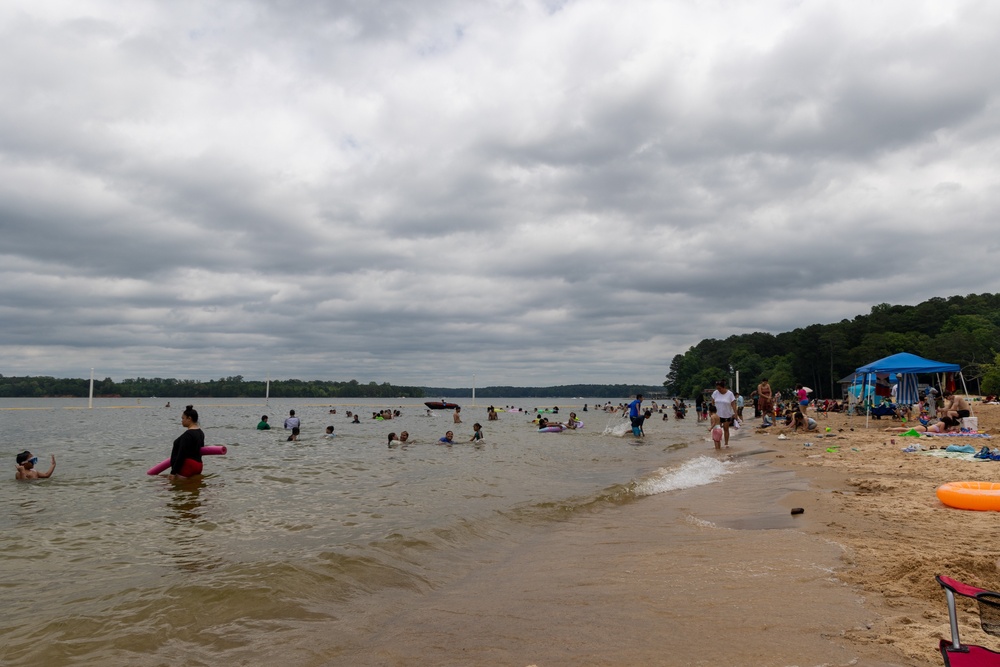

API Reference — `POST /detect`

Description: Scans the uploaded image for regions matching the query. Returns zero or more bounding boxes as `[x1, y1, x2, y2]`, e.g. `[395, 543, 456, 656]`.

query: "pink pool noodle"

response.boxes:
[146, 445, 227, 475]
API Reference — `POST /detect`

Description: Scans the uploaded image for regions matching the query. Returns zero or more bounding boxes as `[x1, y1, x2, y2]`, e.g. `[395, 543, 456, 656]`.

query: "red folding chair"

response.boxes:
[938, 575, 1000, 665]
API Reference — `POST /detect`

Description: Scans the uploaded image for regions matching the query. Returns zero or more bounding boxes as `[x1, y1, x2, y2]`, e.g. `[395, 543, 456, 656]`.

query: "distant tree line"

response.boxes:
[0, 375, 425, 399]
[665, 293, 1000, 400]
[0, 377, 664, 400]
[422, 384, 665, 399]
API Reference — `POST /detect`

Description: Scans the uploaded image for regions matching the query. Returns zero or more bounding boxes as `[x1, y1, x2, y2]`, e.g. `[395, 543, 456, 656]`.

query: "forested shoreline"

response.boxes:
[0, 376, 664, 400]
[9, 293, 1000, 401]
[0, 376, 425, 399]
[665, 293, 1000, 399]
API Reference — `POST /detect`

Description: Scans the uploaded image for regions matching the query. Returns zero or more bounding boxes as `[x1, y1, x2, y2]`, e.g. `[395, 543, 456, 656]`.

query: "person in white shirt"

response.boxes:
[711, 380, 738, 448]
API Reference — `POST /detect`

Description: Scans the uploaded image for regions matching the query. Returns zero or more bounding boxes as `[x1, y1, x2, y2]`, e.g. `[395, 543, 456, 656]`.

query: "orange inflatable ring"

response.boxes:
[936, 481, 1000, 511]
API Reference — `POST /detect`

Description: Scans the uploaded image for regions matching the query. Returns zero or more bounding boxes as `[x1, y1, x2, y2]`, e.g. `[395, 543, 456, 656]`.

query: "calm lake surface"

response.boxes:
[1, 397, 874, 666]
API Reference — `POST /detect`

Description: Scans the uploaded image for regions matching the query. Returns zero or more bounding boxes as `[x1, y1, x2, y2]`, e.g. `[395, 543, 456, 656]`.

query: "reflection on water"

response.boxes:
[0, 397, 713, 666]
[165, 478, 206, 524]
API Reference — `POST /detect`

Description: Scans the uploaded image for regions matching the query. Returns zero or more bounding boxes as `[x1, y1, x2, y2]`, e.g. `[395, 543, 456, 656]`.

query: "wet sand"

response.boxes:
[329, 404, 1000, 666]
[328, 428, 915, 665]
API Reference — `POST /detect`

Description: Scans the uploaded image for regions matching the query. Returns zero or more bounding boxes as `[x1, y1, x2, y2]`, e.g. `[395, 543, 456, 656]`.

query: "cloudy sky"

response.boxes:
[2, 0, 998, 387]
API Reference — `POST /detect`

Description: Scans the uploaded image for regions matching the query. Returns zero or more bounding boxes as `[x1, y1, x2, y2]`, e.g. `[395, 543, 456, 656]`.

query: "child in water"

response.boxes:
[469, 423, 484, 442]
[287, 426, 300, 441]
[15, 451, 56, 479]
[324, 425, 335, 438]
[708, 405, 723, 450]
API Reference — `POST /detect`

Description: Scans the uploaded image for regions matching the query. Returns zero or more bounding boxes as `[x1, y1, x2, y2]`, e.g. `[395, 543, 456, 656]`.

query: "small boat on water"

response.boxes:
[424, 401, 460, 410]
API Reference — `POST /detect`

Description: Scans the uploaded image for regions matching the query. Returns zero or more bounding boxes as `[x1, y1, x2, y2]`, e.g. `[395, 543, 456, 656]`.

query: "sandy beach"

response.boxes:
[758, 402, 1000, 666]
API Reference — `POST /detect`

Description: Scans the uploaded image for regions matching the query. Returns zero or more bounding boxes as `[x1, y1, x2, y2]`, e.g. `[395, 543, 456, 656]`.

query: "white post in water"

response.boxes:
[265, 373, 270, 405]
[88, 368, 94, 409]
[472, 374, 476, 407]
[735, 370, 740, 394]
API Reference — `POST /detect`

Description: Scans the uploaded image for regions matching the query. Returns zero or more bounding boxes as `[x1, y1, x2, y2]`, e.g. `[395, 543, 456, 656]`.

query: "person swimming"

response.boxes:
[15, 451, 56, 480]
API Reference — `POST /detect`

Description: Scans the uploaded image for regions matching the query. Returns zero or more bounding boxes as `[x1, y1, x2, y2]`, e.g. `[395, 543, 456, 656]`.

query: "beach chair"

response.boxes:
[937, 575, 1000, 665]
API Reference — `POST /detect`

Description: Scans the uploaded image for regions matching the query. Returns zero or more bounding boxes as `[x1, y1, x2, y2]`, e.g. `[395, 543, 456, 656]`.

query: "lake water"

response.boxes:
[0, 397, 894, 666]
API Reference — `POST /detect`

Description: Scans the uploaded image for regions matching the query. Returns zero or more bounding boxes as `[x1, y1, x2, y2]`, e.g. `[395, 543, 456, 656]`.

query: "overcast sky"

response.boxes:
[1, 1, 998, 387]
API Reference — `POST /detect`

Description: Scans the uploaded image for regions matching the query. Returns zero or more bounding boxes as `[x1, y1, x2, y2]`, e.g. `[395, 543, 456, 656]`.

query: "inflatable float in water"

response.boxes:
[538, 426, 565, 433]
[147, 445, 228, 475]
[936, 481, 1000, 511]
[424, 401, 460, 410]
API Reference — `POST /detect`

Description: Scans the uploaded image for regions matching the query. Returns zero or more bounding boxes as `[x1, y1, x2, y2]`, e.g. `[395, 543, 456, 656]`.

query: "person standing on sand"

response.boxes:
[711, 380, 738, 448]
[924, 387, 939, 418]
[795, 384, 809, 419]
[757, 378, 772, 424]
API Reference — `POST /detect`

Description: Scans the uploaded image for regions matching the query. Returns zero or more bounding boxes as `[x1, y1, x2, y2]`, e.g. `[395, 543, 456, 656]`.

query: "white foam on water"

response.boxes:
[632, 455, 734, 497]
[602, 420, 633, 437]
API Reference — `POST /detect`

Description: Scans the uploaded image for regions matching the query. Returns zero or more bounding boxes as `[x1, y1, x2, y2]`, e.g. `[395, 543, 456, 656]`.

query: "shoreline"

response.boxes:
[329, 422, 920, 666]
[334, 406, 1000, 666]
[756, 403, 1000, 666]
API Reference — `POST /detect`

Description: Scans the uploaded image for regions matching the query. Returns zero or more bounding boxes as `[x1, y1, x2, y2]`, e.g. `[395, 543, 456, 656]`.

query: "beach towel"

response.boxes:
[919, 449, 980, 461]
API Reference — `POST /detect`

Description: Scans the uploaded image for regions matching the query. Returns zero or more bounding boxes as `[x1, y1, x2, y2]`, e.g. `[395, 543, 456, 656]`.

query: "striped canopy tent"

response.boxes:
[854, 352, 965, 427]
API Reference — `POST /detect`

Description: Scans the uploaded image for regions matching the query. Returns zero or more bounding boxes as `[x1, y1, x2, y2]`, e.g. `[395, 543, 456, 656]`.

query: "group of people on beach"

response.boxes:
[882, 391, 973, 434]
[750, 376, 975, 436]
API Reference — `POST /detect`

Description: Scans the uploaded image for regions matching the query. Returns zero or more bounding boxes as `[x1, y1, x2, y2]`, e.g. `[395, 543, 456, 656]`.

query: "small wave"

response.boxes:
[602, 421, 633, 437]
[632, 456, 734, 497]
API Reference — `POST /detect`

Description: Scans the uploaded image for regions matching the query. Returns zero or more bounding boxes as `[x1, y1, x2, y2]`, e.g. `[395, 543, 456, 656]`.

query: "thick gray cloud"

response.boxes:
[1, 0, 998, 386]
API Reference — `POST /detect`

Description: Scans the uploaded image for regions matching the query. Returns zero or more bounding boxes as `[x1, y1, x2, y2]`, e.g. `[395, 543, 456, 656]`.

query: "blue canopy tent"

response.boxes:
[854, 353, 965, 427]
[847, 372, 896, 399]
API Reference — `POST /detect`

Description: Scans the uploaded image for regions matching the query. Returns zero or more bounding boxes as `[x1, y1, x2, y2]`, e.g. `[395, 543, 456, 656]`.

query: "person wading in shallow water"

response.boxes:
[169, 405, 204, 481]
[711, 381, 737, 448]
